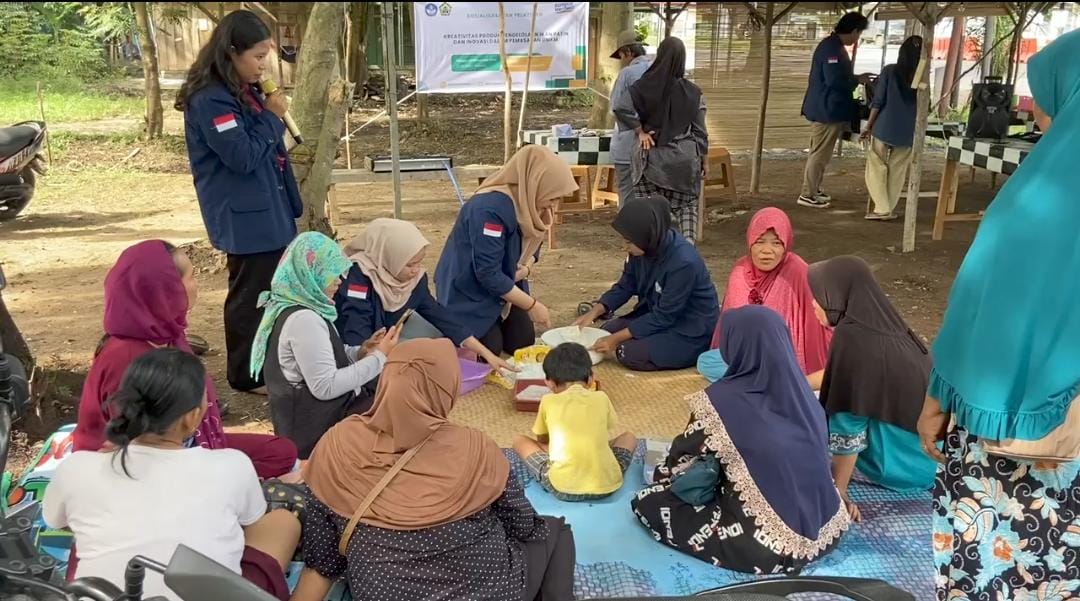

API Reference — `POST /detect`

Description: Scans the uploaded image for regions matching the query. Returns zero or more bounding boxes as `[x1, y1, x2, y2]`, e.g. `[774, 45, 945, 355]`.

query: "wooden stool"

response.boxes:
[591, 166, 622, 208]
[703, 147, 737, 202]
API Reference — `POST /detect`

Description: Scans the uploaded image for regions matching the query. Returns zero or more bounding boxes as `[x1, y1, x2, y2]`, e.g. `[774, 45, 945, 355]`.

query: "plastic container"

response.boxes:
[459, 358, 492, 395]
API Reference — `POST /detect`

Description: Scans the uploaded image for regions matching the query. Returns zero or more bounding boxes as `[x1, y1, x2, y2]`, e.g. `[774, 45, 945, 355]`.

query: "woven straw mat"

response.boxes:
[452, 362, 706, 446]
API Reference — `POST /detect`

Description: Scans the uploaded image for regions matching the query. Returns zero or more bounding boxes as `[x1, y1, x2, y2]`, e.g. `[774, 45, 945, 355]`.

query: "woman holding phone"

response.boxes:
[335, 219, 513, 371]
[251, 232, 398, 459]
[175, 10, 301, 394]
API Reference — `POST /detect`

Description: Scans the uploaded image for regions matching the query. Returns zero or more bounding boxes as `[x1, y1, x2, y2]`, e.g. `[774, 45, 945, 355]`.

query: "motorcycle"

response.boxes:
[0, 266, 273, 600]
[0, 121, 48, 221]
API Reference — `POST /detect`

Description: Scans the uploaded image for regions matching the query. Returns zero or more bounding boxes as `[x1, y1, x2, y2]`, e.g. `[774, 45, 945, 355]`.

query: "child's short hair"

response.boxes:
[543, 343, 593, 385]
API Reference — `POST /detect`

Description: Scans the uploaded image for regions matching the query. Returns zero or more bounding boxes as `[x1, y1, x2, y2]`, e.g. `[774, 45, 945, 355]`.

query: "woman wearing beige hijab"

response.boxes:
[291, 338, 576, 601]
[334, 218, 512, 372]
[435, 145, 578, 357]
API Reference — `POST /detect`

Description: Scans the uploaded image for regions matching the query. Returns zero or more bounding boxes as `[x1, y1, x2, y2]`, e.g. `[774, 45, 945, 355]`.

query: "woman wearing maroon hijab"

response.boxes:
[72, 240, 297, 479]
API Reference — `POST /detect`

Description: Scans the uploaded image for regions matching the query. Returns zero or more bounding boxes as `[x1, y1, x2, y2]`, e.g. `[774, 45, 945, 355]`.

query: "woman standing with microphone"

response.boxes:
[176, 10, 301, 394]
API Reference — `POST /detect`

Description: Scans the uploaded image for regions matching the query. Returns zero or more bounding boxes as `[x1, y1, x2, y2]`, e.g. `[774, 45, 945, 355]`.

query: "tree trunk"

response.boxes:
[349, 2, 373, 89]
[133, 2, 163, 140]
[990, 15, 1011, 78]
[587, 2, 632, 129]
[750, 5, 774, 193]
[291, 2, 350, 236]
[902, 19, 934, 253]
[417, 93, 430, 122]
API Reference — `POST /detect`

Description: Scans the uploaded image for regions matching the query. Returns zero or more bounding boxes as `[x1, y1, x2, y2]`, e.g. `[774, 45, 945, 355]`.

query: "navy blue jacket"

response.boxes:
[599, 231, 719, 369]
[435, 191, 531, 339]
[334, 266, 471, 347]
[184, 82, 302, 255]
[801, 34, 859, 124]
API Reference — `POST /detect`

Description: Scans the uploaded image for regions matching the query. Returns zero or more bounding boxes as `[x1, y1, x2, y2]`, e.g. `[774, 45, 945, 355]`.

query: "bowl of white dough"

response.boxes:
[541, 326, 609, 365]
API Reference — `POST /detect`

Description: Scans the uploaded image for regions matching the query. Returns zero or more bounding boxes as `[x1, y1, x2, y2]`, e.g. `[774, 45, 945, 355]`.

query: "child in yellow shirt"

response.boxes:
[513, 343, 637, 501]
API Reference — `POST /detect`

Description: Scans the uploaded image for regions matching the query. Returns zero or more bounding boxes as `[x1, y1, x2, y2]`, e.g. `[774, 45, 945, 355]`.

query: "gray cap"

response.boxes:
[610, 30, 646, 59]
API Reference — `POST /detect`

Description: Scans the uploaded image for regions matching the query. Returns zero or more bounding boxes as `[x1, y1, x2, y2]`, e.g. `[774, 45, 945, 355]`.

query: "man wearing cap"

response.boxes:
[609, 30, 652, 206]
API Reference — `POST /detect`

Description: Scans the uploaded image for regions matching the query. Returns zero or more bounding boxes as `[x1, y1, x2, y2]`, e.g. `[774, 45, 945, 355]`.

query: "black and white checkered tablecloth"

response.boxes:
[946, 137, 1034, 175]
[522, 129, 614, 165]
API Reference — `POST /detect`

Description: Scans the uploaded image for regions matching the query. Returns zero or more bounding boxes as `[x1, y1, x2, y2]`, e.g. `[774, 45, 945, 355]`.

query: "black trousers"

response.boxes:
[524, 516, 576, 601]
[225, 249, 285, 392]
[478, 305, 535, 357]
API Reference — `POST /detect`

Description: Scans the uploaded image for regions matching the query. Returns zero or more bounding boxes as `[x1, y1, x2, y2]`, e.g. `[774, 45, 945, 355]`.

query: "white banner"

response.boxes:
[413, 2, 589, 94]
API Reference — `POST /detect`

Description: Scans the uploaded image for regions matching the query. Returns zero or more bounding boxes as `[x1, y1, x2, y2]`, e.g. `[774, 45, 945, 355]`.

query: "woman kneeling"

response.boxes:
[45, 349, 298, 601]
[632, 306, 848, 574]
[576, 196, 719, 371]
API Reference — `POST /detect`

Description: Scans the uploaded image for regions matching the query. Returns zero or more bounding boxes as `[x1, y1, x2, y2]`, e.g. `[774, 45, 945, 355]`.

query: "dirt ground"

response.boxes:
[0, 98, 1002, 475]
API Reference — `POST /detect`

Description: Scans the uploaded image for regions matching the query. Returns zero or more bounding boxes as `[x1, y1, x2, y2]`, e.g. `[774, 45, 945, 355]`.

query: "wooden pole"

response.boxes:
[938, 16, 964, 117]
[516, 2, 539, 146]
[749, 3, 774, 193]
[982, 15, 995, 78]
[499, 2, 513, 162]
[344, 2, 353, 170]
[381, 2, 403, 218]
[880, 20, 890, 72]
[36, 82, 52, 165]
[902, 19, 934, 253]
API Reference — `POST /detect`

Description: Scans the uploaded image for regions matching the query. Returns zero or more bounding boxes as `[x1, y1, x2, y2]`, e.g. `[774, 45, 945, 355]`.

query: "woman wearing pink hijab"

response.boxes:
[72, 240, 297, 479]
[698, 208, 831, 380]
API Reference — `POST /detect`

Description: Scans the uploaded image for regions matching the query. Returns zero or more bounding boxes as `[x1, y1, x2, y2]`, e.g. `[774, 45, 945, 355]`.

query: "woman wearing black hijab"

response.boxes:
[807, 256, 937, 521]
[574, 196, 719, 371]
[613, 36, 708, 243]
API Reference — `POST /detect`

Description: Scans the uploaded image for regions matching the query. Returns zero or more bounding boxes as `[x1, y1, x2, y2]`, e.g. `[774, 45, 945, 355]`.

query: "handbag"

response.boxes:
[982, 395, 1080, 463]
[338, 433, 435, 555]
[670, 454, 721, 506]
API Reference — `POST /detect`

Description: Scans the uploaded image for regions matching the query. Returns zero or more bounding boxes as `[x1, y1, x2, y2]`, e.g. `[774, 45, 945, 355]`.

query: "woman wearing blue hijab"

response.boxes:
[918, 30, 1080, 599]
[632, 305, 848, 573]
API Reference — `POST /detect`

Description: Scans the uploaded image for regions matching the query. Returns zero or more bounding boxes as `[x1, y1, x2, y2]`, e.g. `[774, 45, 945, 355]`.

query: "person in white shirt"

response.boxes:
[44, 348, 299, 601]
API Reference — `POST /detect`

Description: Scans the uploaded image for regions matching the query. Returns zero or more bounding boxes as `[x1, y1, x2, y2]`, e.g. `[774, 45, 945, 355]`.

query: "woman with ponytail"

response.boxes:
[44, 349, 299, 601]
[72, 240, 297, 479]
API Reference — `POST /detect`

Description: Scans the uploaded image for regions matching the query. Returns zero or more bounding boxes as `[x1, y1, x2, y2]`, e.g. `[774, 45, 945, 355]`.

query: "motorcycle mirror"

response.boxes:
[163, 545, 277, 601]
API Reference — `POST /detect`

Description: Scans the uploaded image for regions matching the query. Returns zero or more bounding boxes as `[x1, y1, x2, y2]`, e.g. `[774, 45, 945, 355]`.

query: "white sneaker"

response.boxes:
[797, 195, 831, 209]
[816, 190, 833, 202]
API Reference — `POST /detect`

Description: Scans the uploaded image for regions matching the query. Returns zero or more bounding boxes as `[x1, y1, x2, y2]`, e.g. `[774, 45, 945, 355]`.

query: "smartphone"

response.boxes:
[395, 308, 416, 329]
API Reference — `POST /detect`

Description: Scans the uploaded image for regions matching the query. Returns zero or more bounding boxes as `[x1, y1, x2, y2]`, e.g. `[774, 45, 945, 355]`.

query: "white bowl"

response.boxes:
[541, 326, 609, 365]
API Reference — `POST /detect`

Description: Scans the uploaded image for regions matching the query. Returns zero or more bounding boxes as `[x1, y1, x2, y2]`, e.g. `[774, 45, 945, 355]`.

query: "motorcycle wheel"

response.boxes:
[0, 167, 35, 221]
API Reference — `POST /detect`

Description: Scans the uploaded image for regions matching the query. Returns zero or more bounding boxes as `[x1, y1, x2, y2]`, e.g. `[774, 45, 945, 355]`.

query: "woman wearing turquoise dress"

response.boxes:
[917, 30, 1079, 601]
[807, 256, 937, 521]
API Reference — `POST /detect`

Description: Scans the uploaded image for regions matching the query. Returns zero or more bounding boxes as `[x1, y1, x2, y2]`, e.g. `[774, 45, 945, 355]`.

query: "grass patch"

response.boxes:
[0, 77, 144, 123]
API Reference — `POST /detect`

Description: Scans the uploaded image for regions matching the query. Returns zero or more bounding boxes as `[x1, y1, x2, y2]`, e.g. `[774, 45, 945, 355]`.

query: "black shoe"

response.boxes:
[187, 334, 209, 356]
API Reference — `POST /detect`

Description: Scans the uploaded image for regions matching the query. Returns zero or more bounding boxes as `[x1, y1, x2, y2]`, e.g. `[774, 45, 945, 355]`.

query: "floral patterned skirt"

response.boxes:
[933, 425, 1080, 600]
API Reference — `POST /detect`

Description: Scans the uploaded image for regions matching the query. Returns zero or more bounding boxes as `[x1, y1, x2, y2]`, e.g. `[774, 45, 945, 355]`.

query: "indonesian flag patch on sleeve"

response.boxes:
[347, 284, 369, 300]
[827, 56, 839, 64]
[482, 222, 504, 238]
[213, 113, 238, 133]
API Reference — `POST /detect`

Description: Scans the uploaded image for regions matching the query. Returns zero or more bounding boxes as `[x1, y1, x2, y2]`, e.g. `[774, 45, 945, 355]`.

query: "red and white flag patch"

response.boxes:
[827, 56, 839, 64]
[347, 284, 369, 300]
[482, 222, 503, 238]
[213, 113, 238, 133]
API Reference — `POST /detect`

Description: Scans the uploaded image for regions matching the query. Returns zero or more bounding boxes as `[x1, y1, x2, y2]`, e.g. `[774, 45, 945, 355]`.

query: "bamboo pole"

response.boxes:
[499, 2, 513, 162]
[381, 2, 403, 218]
[516, 2, 539, 146]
